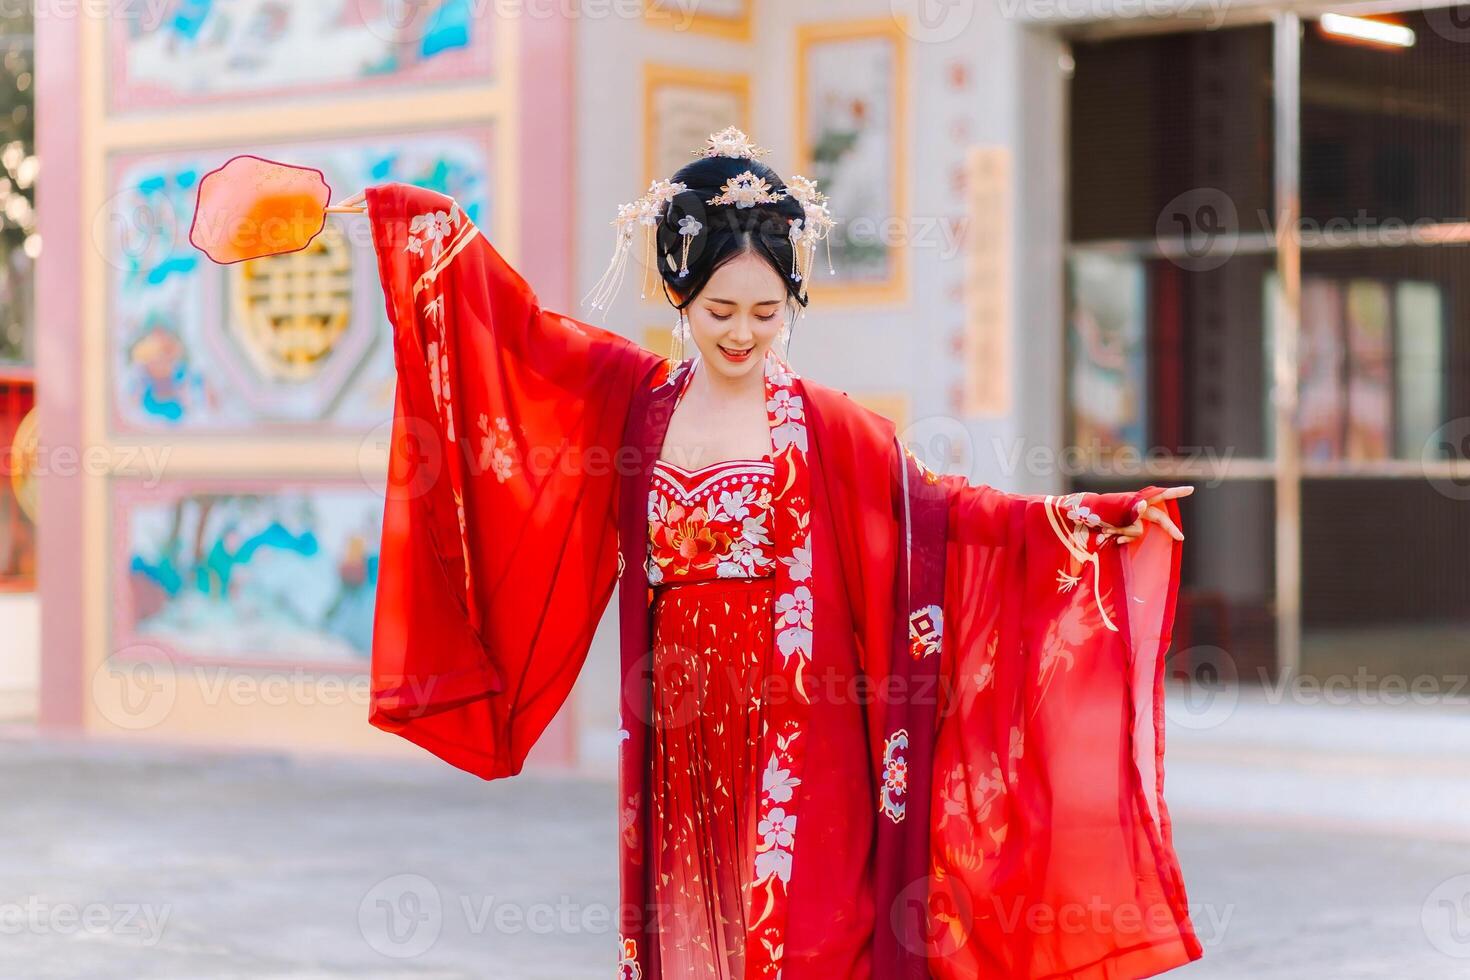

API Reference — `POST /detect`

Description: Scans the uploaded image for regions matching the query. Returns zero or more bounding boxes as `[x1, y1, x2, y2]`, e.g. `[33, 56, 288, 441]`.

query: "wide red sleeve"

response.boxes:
[928, 485, 1203, 979]
[365, 182, 659, 779]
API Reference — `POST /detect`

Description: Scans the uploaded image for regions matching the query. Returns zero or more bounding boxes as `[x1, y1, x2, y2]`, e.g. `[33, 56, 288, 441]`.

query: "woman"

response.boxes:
[359, 129, 1201, 979]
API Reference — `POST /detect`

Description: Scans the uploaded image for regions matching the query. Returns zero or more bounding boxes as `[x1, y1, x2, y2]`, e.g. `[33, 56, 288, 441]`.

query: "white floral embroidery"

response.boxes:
[477, 414, 515, 483]
[766, 388, 804, 423]
[762, 753, 800, 803]
[776, 626, 813, 664]
[426, 340, 455, 443]
[754, 806, 797, 883]
[775, 585, 814, 629]
[780, 535, 812, 581]
[771, 419, 807, 454]
[880, 729, 910, 824]
[718, 487, 752, 520]
[407, 208, 456, 260]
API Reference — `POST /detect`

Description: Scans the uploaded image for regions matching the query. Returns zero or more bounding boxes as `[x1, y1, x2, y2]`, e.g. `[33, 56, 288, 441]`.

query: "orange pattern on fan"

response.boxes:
[190, 155, 332, 265]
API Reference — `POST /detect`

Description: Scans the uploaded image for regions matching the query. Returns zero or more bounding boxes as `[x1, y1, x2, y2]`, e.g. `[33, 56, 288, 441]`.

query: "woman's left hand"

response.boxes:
[1115, 485, 1194, 543]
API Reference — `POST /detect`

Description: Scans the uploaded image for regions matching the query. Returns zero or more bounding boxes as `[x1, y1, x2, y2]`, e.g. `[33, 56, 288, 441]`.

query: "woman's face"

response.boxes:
[684, 250, 787, 383]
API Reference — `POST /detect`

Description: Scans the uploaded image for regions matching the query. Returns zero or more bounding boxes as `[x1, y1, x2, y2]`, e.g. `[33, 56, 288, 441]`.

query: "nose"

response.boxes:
[727, 317, 755, 343]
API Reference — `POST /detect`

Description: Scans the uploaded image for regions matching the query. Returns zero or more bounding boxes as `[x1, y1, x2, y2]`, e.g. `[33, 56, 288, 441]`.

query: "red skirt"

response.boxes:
[649, 576, 774, 979]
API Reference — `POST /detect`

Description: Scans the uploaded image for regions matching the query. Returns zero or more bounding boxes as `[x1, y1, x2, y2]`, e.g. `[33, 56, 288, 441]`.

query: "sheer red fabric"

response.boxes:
[364, 183, 659, 778]
[362, 181, 1202, 979]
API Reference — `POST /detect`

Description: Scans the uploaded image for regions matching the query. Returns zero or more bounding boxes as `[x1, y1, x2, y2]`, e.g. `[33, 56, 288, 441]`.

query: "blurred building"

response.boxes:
[18, 1, 1469, 767]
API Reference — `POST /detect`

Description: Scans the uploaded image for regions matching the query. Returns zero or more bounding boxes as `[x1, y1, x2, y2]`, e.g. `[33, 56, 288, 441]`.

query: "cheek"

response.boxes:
[685, 309, 722, 345]
[752, 314, 783, 344]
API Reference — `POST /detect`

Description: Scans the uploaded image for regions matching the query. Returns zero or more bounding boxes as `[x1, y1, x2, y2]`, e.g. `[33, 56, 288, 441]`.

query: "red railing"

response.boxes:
[0, 368, 35, 592]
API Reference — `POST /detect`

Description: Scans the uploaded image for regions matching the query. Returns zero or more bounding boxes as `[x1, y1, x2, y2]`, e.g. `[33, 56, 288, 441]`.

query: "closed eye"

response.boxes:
[708, 312, 787, 323]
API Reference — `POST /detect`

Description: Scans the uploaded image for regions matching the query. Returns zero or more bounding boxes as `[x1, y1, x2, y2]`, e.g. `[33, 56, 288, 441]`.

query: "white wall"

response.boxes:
[566, 2, 1072, 766]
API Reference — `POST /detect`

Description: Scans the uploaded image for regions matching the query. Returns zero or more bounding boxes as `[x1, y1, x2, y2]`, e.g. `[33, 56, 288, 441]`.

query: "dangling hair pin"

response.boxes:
[583, 127, 840, 313]
[784, 174, 836, 283]
[582, 178, 686, 311]
[676, 214, 701, 277]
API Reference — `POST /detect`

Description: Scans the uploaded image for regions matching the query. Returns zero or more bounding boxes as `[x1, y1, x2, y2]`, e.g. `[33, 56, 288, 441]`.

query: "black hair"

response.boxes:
[654, 155, 809, 310]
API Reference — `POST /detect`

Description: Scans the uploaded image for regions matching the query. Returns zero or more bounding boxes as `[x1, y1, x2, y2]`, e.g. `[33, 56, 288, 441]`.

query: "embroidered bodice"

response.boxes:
[646, 457, 777, 585]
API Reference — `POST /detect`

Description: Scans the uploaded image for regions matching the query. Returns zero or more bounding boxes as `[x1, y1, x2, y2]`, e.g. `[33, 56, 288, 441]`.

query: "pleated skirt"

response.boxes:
[648, 576, 774, 980]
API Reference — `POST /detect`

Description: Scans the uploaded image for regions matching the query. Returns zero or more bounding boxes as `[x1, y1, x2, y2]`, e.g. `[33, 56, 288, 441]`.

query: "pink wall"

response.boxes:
[34, 12, 580, 766]
[35, 10, 85, 729]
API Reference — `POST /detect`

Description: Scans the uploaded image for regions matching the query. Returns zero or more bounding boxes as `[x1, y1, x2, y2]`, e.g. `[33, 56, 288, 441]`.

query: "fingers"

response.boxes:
[1149, 485, 1195, 503]
[336, 190, 367, 208]
[1142, 505, 1184, 541]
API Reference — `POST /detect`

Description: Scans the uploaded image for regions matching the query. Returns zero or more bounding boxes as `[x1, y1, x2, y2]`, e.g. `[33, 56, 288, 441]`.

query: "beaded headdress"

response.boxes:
[581, 127, 836, 313]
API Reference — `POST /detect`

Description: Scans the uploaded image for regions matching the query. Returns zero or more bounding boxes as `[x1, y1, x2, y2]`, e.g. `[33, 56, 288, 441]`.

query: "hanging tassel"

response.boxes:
[669, 312, 687, 367]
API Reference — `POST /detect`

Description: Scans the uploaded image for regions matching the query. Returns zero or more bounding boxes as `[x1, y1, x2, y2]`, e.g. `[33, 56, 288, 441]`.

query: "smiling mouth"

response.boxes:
[718, 344, 754, 361]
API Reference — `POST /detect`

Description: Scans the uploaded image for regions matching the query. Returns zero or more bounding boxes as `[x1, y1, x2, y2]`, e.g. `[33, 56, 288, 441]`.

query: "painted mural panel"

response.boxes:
[116, 481, 384, 665]
[107, 129, 493, 433]
[797, 19, 907, 303]
[109, 0, 494, 111]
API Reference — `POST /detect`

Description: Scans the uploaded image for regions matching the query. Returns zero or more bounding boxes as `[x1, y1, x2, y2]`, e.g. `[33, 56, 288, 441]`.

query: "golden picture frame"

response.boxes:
[643, 63, 752, 185]
[796, 17, 909, 306]
[642, 64, 751, 307]
[642, 0, 753, 42]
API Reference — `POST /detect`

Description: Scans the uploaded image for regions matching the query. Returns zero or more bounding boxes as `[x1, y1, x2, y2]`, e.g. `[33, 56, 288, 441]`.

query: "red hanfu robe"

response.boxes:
[365, 182, 1203, 980]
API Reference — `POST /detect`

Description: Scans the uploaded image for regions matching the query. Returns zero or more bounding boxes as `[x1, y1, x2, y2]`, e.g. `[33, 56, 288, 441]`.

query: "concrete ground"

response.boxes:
[2, 688, 1469, 979]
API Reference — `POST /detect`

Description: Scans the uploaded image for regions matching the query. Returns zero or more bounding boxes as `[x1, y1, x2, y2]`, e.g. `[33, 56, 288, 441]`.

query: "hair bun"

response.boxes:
[582, 129, 834, 313]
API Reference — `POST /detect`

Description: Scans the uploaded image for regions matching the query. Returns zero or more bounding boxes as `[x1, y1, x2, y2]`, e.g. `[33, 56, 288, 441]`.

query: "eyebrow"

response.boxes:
[705, 297, 783, 306]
